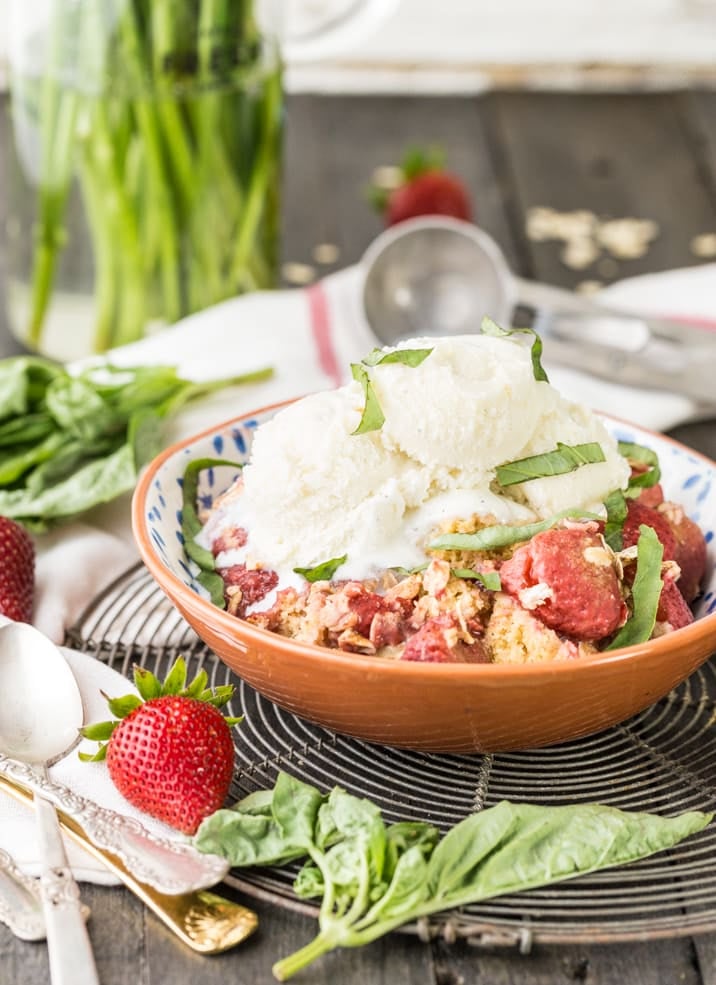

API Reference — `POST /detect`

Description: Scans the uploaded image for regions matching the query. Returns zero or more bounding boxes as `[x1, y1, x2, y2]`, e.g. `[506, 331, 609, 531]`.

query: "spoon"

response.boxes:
[360, 215, 716, 412]
[0, 621, 99, 985]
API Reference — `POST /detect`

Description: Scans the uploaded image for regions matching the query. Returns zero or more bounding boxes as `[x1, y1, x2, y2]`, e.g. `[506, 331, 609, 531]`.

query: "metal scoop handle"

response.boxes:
[515, 276, 716, 410]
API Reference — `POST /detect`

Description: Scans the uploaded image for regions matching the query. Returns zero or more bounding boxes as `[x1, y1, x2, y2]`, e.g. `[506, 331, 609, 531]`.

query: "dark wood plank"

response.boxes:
[281, 93, 521, 280]
[433, 937, 702, 985]
[486, 92, 716, 288]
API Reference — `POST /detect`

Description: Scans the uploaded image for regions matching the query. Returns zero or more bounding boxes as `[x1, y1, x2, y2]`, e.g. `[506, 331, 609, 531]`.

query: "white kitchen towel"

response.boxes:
[7, 259, 715, 883]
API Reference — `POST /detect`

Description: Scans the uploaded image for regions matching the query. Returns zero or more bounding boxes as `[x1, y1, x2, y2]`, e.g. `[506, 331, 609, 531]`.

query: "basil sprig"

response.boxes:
[606, 524, 664, 650]
[619, 440, 662, 497]
[350, 364, 385, 434]
[451, 568, 502, 591]
[351, 347, 433, 435]
[294, 555, 348, 583]
[496, 442, 605, 487]
[602, 488, 629, 551]
[195, 771, 711, 981]
[481, 316, 549, 382]
[429, 508, 602, 553]
[181, 458, 243, 608]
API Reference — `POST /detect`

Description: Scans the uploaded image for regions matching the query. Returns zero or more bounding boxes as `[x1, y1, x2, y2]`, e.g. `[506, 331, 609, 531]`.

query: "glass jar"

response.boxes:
[6, 1, 284, 361]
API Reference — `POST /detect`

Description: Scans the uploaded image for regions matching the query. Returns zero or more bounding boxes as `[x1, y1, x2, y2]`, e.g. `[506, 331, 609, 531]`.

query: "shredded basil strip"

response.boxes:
[603, 488, 629, 552]
[429, 509, 602, 553]
[496, 442, 606, 487]
[451, 568, 502, 591]
[181, 457, 243, 608]
[619, 440, 662, 495]
[294, 555, 348, 583]
[606, 525, 664, 650]
[481, 316, 549, 383]
[362, 347, 433, 368]
[390, 563, 429, 577]
[350, 363, 386, 434]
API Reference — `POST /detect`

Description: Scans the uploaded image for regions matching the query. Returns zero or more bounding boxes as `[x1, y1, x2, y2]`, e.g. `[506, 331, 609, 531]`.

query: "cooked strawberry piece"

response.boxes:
[401, 614, 487, 663]
[212, 526, 247, 555]
[622, 500, 677, 559]
[499, 527, 625, 641]
[656, 574, 694, 631]
[221, 564, 278, 615]
[658, 504, 707, 603]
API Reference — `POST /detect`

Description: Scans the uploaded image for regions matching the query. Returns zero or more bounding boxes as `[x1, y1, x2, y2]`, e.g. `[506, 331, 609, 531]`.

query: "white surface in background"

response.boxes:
[3, 0, 716, 91]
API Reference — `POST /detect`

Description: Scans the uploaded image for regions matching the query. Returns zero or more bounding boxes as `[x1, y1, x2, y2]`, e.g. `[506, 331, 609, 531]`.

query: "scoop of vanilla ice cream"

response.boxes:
[508, 399, 631, 517]
[215, 335, 631, 584]
[372, 334, 559, 469]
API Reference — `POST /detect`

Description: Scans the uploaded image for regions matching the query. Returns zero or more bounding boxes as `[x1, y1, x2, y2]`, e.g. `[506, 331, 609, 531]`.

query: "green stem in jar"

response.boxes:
[24, 4, 82, 347]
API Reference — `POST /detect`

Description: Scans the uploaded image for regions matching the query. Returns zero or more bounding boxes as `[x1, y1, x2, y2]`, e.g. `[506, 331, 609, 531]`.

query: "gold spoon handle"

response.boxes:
[0, 774, 257, 954]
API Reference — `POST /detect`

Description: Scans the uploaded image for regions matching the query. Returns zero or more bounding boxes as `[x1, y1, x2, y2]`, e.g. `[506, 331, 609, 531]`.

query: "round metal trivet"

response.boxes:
[66, 563, 716, 950]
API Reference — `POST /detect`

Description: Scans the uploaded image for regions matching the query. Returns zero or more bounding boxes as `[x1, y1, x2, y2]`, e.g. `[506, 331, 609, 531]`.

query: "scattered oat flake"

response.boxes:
[526, 207, 597, 243]
[691, 232, 716, 259]
[312, 242, 341, 265]
[576, 280, 603, 295]
[595, 218, 659, 260]
[371, 165, 404, 191]
[561, 237, 600, 270]
[282, 262, 316, 285]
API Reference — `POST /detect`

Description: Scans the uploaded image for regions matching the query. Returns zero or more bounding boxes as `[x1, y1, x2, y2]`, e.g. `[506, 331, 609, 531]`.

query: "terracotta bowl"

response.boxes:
[132, 403, 716, 753]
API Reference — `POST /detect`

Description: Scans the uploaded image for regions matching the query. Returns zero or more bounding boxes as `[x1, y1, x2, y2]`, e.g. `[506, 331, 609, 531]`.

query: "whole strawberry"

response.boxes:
[370, 146, 472, 227]
[0, 517, 35, 623]
[80, 658, 241, 835]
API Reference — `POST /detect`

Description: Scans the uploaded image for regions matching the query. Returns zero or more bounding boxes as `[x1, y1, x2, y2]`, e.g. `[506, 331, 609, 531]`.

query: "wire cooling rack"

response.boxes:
[65, 563, 716, 951]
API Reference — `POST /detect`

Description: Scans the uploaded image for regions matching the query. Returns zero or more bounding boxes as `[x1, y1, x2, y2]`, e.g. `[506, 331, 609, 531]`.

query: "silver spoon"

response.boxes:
[360, 215, 716, 413]
[0, 621, 99, 985]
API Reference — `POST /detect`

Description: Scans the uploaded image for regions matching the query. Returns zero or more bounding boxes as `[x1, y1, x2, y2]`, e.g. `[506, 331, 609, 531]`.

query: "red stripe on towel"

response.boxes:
[307, 283, 342, 387]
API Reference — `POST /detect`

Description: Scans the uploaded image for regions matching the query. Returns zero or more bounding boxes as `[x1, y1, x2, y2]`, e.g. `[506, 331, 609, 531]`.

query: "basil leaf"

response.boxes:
[350, 363, 385, 434]
[603, 488, 628, 551]
[451, 569, 502, 591]
[362, 347, 433, 368]
[429, 509, 602, 553]
[496, 442, 606, 487]
[619, 440, 662, 495]
[606, 524, 664, 650]
[420, 800, 710, 915]
[294, 555, 348, 582]
[181, 457, 243, 609]
[481, 316, 549, 382]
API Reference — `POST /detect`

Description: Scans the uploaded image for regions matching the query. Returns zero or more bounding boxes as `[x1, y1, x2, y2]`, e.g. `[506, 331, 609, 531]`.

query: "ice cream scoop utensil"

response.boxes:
[0, 753, 230, 894]
[360, 216, 716, 410]
[0, 772, 258, 953]
[0, 621, 98, 985]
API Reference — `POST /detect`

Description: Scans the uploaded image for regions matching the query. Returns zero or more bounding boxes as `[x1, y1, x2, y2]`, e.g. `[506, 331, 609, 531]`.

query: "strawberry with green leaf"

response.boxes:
[81, 657, 241, 835]
[370, 145, 473, 227]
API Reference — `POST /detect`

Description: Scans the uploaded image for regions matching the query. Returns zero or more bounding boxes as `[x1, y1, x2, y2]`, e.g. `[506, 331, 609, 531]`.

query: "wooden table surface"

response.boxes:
[1, 89, 716, 985]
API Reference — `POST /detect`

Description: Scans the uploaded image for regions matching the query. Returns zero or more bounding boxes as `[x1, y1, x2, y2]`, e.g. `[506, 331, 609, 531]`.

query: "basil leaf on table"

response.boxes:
[194, 772, 711, 981]
[0, 356, 272, 530]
